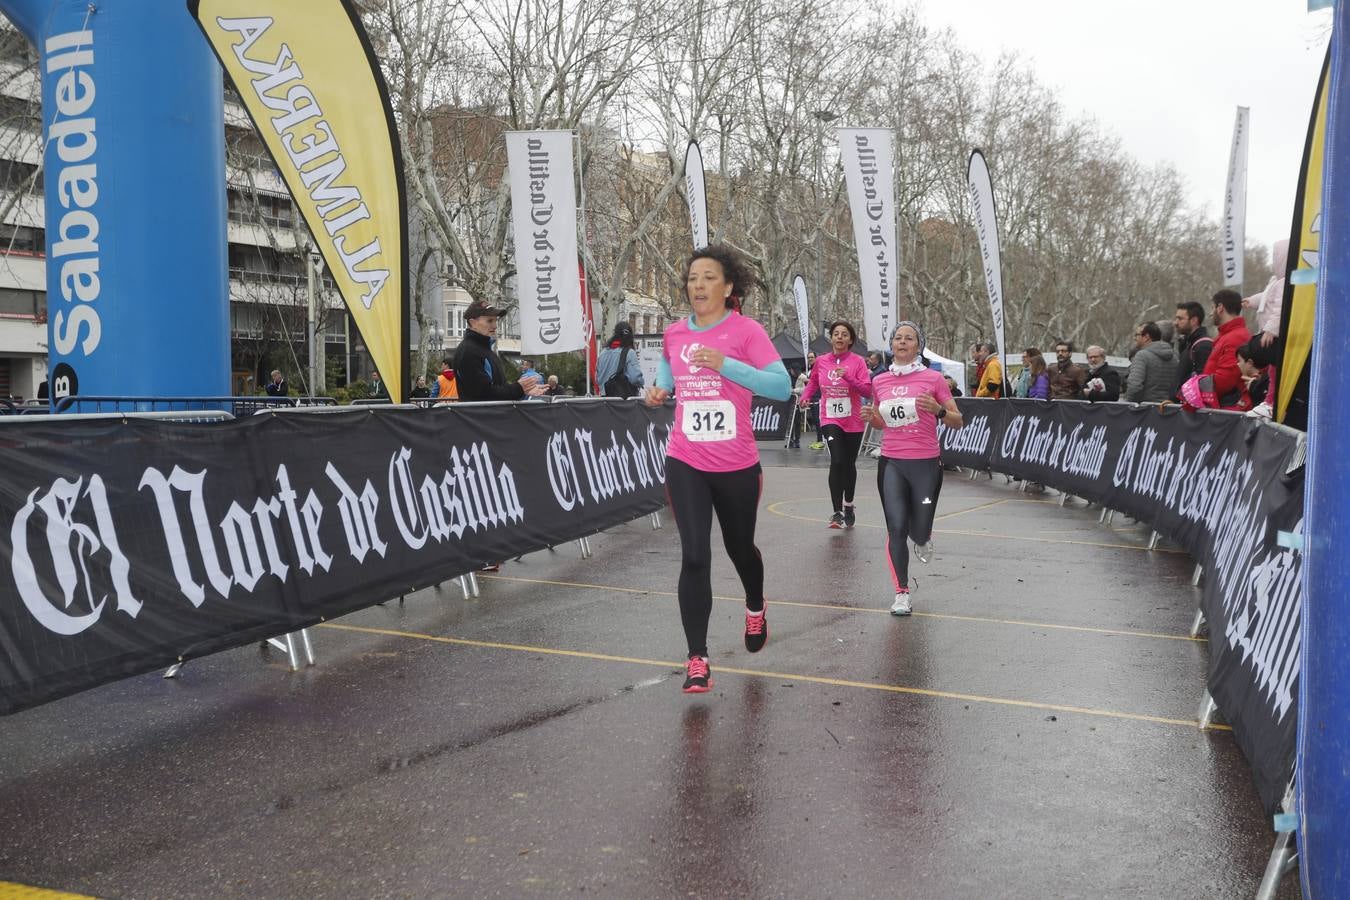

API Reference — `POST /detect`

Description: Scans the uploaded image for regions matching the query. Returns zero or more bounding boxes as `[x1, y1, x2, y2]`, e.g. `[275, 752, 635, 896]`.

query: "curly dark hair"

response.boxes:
[827, 320, 858, 344]
[684, 243, 758, 308]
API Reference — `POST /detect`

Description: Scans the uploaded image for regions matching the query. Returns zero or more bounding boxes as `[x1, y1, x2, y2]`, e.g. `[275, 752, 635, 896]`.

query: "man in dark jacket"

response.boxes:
[1080, 345, 1121, 402]
[1049, 340, 1087, 399]
[1172, 300, 1213, 400]
[265, 369, 287, 397]
[454, 301, 544, 573]
[453, 301, 546, 402]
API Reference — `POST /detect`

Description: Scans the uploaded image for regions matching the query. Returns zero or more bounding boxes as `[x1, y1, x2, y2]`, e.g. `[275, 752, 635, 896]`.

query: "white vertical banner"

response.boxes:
[506, 130, 584, 354]
[966, 149, 1007, 376]
[791, 274, 811, 362]
[684, 140, 710, 249]
[1222, 106, 1250, 288]
[838, 128, 898, 350]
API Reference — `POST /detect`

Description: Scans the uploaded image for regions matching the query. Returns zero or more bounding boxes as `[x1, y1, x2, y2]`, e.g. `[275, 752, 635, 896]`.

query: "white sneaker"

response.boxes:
[913, 539, 934, 564]
[890, 591, 912, 616]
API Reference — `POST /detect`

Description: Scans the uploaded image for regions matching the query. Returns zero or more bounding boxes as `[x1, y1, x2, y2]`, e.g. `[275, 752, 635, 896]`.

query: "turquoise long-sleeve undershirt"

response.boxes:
[655, 354, 792, 400]
[655, 312, 793, 400]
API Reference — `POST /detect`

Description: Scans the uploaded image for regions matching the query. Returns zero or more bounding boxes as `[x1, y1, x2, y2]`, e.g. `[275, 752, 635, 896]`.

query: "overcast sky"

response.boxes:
[907, 0, 1332, 251]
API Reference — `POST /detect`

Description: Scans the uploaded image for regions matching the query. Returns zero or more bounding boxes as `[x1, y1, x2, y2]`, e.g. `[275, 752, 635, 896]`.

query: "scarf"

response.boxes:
[890, 359, 926, 377]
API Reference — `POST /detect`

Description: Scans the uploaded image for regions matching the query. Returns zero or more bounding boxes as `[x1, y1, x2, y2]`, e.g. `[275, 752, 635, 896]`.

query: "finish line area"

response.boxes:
[0, 455, 1290, 898]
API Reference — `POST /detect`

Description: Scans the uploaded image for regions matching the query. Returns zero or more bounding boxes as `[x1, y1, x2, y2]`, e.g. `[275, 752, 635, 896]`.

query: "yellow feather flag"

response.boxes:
[1276, 48, 1329, 424]
[190, 1, 407, 402]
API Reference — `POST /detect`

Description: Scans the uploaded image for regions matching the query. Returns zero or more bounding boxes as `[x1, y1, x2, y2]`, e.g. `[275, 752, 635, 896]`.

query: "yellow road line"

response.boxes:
[932, 497, 1014, 520]
[480, 573, 1206, 644]
[0, 883, 95, 899]
[319, 622, 1229, 732]
[763, 498, 1185, 554]
[934, 527, 1186, 554]
[764, 497, 1009, 528]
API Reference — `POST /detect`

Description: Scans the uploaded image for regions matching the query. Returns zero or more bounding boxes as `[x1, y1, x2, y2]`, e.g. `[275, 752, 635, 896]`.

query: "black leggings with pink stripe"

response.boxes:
[877, 455, 944, 591]
[665, 457, 765, 657]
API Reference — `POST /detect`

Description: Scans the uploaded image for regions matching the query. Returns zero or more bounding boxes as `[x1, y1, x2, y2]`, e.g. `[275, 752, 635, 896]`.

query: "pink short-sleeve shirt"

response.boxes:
[663, 312, 781, 472]
[871, 368, 953, 460]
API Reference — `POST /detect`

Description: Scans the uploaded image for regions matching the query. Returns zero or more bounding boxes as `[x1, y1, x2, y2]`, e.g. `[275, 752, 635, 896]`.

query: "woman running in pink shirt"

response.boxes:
[645, 245, 793, 693]
[867, 321, 964, 616]
[799, 320, 872, 528]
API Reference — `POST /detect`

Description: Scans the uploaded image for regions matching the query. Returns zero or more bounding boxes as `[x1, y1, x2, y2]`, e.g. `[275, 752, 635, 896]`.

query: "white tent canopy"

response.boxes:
[923, 348, 968, 397]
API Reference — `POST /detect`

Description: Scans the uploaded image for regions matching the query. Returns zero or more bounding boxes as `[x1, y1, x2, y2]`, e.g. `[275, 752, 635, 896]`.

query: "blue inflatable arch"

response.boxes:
[3, 0, 228, 402]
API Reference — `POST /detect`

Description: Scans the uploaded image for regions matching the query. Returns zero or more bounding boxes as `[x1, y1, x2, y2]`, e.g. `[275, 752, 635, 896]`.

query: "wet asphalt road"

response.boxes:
[0, 448, 1297, 898]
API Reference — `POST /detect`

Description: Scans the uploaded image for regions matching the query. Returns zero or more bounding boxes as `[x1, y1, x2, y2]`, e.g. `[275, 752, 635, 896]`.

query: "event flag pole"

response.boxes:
[1222, 106, 1250, 289]
[838, 127, 898, 351]
[575, 132, 596, 396]
[684, 140, 710, 250]
[967, 148, 1010, 395]
[505, 130, 586, 378]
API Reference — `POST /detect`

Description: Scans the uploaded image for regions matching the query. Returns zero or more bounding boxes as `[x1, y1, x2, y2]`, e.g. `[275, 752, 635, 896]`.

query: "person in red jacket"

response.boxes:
[1201, 289, 1252, 409]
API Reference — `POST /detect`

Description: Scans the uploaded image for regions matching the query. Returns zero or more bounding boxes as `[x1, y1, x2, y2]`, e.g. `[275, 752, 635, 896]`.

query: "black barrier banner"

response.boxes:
[939, 399, 1006, 469]
[950, 398, 1302, 813]
[751, 396, 794, 441]
[0, 402, 673, 715]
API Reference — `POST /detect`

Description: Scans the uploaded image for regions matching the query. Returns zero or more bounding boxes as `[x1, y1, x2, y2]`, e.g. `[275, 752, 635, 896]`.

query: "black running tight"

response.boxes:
[665, 457, 765, 657]
[876, 456, 944, 591]
[821, 425, 864, 512]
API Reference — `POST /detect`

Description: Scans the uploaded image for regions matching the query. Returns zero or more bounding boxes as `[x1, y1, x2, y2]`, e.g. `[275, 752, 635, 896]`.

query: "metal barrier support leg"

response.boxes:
[468, 571, 481, 597]
[1147, 530, 1161, 550]
[650, 511, 663, 530]
[459, 575, 472, 599]
[1197, 689, 1219, 729]
[1255, 832, 1298, 900]
[1190, 606, 1206, 638]
[163, 662, 184, 679]
[299, 628, 316, 666]
[1191, 564, 1204, 586]
[1099, 506, 1110, 524]
[283, 632, 300, 672]
[1254, 782, 1299, 900]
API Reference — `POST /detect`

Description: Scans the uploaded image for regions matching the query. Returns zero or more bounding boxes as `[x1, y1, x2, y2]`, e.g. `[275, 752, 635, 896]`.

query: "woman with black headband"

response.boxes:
[866, 320, 964, 615]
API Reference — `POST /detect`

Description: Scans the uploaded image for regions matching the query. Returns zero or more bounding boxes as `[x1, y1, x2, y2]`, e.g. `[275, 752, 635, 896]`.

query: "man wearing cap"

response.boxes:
[452, 300, 547, 402]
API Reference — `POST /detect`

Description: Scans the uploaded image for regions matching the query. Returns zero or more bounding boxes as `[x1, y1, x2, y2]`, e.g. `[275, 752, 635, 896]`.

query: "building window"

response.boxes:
[0, 224, 44, 255]
[0, 288, 45, 318]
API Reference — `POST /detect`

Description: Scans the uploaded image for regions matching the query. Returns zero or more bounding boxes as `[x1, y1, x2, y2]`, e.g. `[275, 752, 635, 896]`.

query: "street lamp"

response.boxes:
[306, 247, 324, 396]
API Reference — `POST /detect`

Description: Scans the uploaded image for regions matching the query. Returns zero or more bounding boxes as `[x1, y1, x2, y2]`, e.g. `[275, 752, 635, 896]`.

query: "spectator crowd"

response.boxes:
[962, 284, 1283, 422]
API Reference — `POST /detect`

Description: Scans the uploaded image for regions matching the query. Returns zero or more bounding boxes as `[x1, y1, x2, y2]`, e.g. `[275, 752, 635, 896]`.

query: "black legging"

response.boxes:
[821, 425, 864, 512]
[665, 457, 765, 658]
[876, 456, 944, 591]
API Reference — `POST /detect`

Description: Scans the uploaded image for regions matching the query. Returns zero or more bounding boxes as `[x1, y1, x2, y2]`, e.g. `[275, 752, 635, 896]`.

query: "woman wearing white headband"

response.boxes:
[866, 321, 964, 615]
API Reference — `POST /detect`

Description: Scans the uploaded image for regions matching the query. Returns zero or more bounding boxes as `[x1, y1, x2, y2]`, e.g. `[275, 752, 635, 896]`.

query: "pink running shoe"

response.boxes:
[683, 656, 713, 693]
[744, 609, 768, 653]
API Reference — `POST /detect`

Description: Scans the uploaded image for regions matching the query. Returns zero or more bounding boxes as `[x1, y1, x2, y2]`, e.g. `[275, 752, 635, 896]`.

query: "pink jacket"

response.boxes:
[801, 351, 872, 432]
